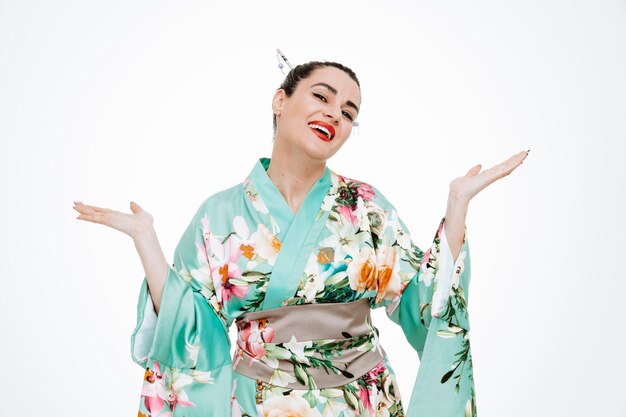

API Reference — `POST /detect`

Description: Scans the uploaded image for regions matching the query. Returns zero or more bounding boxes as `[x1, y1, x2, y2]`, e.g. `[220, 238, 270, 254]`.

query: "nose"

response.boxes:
[323, 104, 341, 125]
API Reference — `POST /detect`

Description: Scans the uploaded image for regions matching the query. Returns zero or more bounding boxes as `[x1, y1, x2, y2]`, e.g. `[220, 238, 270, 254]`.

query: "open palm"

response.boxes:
[73, 201, 153, 239]
[450, 150, 529, 203]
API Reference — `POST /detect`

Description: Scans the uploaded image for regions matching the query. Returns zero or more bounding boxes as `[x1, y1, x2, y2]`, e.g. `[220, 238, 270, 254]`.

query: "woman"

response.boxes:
[74, 60, 528, 417]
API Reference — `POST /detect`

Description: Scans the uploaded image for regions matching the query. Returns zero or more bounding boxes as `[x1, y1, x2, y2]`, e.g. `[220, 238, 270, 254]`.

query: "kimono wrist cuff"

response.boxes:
[431, 226, 455, 318]
[130, 265, 176, 366]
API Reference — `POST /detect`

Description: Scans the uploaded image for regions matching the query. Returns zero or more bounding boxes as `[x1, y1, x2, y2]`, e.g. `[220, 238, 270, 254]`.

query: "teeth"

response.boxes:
[309, 123, 331, 139]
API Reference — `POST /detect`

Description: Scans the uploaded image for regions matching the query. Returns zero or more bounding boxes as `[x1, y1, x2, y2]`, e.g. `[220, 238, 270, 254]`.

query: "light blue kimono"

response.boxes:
[131, 157, 476, 416]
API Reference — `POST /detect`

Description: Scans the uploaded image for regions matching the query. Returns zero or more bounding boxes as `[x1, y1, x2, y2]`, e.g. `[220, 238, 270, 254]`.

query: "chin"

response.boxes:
[300, 139, 341, 163]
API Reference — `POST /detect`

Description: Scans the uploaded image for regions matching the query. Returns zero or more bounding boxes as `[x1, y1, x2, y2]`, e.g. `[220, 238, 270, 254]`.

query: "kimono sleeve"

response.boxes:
[367, 188, 477, 417]
[129, 199, 234, 416]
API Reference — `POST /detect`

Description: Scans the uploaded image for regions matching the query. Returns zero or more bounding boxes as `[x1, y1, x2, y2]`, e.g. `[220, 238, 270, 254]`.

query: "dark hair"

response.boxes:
[273, 61, 360, 135]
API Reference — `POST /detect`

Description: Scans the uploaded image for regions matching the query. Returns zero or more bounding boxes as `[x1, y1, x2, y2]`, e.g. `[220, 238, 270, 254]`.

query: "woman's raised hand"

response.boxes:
[74, 201, 168, 312]
[73, 201, 154, 240]
[443, 149, 529, 261]
[449, 149, 529, 204]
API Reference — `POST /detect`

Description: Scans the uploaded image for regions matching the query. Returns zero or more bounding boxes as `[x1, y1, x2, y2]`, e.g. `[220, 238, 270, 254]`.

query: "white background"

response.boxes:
[1, 1, 625, 416]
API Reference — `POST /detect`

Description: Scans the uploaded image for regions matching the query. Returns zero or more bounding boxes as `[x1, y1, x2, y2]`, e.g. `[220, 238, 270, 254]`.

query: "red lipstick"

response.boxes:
[308, 121, 335, 142]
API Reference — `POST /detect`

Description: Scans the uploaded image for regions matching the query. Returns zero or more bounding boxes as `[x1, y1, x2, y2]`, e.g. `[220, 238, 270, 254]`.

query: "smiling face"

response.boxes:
[272, 66, 361, 163]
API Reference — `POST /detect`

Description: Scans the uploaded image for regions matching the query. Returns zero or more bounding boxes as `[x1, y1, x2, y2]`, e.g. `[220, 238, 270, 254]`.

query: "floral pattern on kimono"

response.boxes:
[131, 157, 476, 417]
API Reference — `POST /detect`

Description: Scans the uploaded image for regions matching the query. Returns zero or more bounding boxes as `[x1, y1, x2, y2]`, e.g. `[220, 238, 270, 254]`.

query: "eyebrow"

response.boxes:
[310, 82, 360, 114]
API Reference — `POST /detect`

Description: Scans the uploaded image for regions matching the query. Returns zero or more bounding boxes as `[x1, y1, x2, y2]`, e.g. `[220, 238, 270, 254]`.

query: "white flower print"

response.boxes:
[320, 218, 369, 262]
[283, 335, 313, 366]
[297, 273, 325, 302]
[251, 223, 281, 266]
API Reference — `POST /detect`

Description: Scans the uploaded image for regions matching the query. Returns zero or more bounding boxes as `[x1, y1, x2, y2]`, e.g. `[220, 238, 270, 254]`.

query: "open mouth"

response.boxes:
[308, 122, 335, 141]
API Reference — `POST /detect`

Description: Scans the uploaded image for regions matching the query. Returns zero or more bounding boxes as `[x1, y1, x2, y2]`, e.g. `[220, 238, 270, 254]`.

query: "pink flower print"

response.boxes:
[237, 319, 276, 365]
[141, 361, 167, 414]
[335, 176, 376, 225]
[355, 181, 375, 201]
[338, 175, 376, 201]
[208, 232, 248, 303]
[231, 379, 243, 417]
[357, 361, 386, 415]
[167, 385, 194, 411]
[337, 204, 359, 226]
[364, 361, 385, 384]
[357, 385, 374, 415]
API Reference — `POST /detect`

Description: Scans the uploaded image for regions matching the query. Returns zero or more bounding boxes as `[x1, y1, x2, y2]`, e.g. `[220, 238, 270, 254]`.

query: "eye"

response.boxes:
[313, 92, 327, 102]
[342, 111, 354, 121]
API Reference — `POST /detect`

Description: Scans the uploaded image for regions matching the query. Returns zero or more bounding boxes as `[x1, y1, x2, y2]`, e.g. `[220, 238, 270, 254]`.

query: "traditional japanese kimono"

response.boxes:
[131, 157, 476, 417]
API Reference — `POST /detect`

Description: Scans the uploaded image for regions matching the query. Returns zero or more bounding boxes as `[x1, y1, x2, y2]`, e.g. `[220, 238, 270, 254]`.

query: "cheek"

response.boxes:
[337, 123, 353, 141]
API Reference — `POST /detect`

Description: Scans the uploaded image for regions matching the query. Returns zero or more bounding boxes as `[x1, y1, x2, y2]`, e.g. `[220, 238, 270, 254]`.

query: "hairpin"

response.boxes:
[276, 48, 293, 75]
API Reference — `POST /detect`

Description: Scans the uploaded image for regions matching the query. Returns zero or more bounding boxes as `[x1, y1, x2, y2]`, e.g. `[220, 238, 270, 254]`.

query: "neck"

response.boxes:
[266, 143, 326, 215]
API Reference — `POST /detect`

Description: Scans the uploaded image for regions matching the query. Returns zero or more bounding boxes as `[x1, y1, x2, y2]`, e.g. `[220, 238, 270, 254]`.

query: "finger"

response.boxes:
[465, 164, 482, 177]
[503, 150, 529, 171]
[76, 213, 105, 223]
[130, 201, 143, 214]
[486, 151, 528, 180]
[73, 202, 97, 214]
[82, 204, 113, 213]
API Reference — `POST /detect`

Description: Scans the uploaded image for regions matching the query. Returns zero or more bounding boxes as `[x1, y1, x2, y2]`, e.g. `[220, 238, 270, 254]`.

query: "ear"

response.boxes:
[272, 89, 286, 116]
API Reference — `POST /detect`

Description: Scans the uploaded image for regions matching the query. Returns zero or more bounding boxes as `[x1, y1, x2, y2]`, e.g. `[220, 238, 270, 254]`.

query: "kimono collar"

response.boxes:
[248, 157, 332, 237]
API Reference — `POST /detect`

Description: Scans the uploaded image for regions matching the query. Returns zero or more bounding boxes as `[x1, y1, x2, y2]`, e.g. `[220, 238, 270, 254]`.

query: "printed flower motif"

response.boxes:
[451, 249, 467, 291]
[231, 379, 243, 417]
[389, 210, 412, 251]
[335, 186, 359, 226]
[356, 362, 387, 415]
[190, 369, 214, 384]
[374, 244, 402, 303]
[237, 319, 276, 365]
[418, 247, 436, 287]
[355, 181, 375, 201]
[140, 362, 199, 415]
[320, 218, 369, 262]
[166, 368, 196, 410]
[141, 361, 166, 414]
[245, 184, 269, 214]
[367, 204, 387, 238]
[297, 273, 325, 302]
[321, 175, 339, 211]
[186, 341, 199, 367]
[347, 247, 378, 293]
[182, 216, 216, 289]
[417, 220, 445, 287]
[317, 388, 348, 416]
[233, 215, 256, 260]
[283, 335, 313, 366]
[270, 369, 297, 386]
[261, 342, 292, 369]
[357, 385, 374, 415]
[251, 223, 282, 265]
[334, 177, 377, 226]
[207, 227, 248, 303]
[379, 371, 401, 414]
[263, 391, 322, 417]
